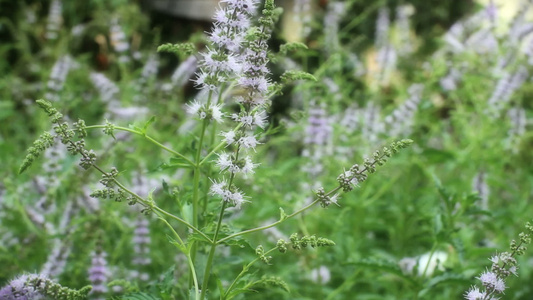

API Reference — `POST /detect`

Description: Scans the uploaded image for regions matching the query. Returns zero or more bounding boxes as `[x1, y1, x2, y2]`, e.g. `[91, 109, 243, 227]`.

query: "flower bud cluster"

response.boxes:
[335, 140, 413, 198]
[315, 187, 340, 208]
[0, 273, 91, 300]
[255, 245, 272, 264]
[19, 131, 55, 174]
[277, 234, 336, 253]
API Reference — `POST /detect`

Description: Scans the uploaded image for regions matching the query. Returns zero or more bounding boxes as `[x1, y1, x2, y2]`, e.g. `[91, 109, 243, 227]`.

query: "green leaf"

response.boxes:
[188, 232, 214, 244]
[279, 208, 287, 221]
[157, 265, 177, 294]
[166, 234, 187, 253]
[143, 116, 156, 132]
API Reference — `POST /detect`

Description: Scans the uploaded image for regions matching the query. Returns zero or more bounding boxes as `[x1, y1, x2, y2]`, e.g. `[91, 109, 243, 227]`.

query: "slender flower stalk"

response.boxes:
[465, 221, 533, 300]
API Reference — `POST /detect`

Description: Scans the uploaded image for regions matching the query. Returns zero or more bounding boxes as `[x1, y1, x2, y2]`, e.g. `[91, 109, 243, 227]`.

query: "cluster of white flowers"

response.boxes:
[487, 67, 528, 118]
[215, 152, 258, 175]
[209, 179, 249, 209]
[185, 100, 224, 123]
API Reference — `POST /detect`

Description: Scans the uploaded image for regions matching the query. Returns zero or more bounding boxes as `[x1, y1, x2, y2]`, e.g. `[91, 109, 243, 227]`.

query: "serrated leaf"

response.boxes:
[188, 232, 214, 244]
[158, 265, 176, 292]
[166, 234, 187, 253]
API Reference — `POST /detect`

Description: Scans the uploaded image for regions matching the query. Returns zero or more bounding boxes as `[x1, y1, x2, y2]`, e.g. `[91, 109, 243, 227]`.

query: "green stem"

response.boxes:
[187, 253, 200, 300]
[223, 247, 278, 299]
[106, 177, 213, 243]
[420, 243, 438, 278]
[218, 185, 345, 245]
[85, 125, 194, 166]
[218, 197, 320, 245]
[200, 201, 228, 300]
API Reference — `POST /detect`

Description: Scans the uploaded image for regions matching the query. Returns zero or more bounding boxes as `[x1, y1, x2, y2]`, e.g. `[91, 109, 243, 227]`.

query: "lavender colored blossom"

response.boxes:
[376, 44, 397, 84]
[465, 248, 525, 299]
[90, 72, 120, 104]
[0, 274, 48, 299]
[89, 250, 110, 297]
[506, 107, 527, 153]
[486, 0, 497, 27]
[487, 67, 528, 117]
[339, 104, 360, 136]
[375, 7, 390, 49]
[304, 106, 332, 146]
[361, 102, 384, 143]
[395, 5, 414, 55]
[45, 0, 62, 40]
[45, 55, 78, 102]
[508, 0, 533, 44]
[41, 239, 71, 279]
[384, 84, 423, 137]
[440, 67, 462, 91]
[132, 216, 151, 281]
[138, 54, 159, 85]
[464, 28, 498, 54]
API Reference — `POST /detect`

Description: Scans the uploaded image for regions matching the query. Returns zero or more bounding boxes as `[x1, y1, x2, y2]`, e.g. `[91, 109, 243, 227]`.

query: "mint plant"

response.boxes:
[13, 1, 414, 299]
